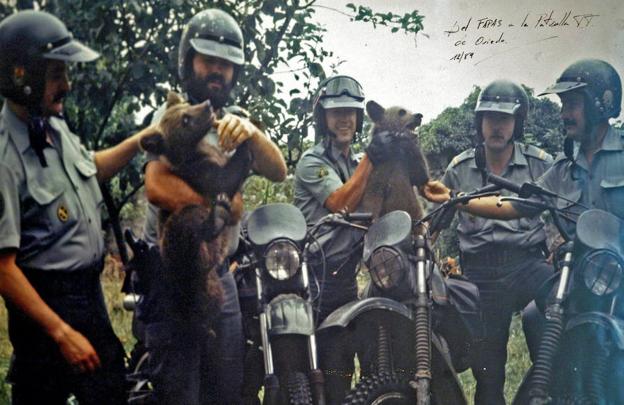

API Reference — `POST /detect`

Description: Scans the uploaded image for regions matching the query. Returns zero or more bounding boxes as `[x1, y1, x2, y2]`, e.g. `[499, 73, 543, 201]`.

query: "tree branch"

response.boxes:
[239, 0, 300, 106]
[93, 21, 156, 148]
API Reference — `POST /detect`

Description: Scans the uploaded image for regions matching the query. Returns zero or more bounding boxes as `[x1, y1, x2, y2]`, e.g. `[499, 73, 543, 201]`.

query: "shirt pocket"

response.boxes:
[457, 211, 491, 237]
[600, 177, 624, 219]
[22, 166, 67, 248]
[74, 156, 104, 208]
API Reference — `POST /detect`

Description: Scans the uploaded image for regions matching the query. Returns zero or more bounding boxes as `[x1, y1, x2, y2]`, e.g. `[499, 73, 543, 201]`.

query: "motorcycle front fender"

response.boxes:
[266, 294, 315, 336]
[566, 311, 624, 350]
[316, 297, 413, 332]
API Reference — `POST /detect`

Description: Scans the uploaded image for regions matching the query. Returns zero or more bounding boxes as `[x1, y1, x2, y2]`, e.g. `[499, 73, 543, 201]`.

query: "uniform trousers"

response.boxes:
[7, 266, 126, 405]
[145, 270, 244, 405]
[463, 252, 553, 405]
[312, 262, 359, 405]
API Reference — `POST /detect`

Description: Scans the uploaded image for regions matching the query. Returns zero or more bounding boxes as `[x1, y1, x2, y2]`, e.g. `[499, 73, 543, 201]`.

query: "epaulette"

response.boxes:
[224, 105, 251, 118]
[521, 143, 552, 161]
[450, 148, 475, 168]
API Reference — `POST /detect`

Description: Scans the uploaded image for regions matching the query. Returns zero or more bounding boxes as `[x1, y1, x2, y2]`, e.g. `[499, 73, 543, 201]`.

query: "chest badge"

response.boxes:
[317, 166, 329, 178]
[57, 205, 69, 222]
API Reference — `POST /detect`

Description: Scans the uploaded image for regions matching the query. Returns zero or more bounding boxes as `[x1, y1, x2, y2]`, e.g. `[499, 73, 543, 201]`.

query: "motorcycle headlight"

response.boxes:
[265, 240, 300, 280]
[581, 250, 624, 296]
[368, 246, 405, 290]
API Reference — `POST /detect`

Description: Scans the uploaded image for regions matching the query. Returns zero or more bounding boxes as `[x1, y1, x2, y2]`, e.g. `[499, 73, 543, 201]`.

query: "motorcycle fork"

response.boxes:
[528, 244, 574, 404]
[257, 265, 326, 405]
[302, 262, 326, 405]
[411, 235, 432, 405]
[255, 269, 280, 405]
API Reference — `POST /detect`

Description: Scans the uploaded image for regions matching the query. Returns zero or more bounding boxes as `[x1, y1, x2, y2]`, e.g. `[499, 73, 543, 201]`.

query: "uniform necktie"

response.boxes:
[28, 116, 52, 167]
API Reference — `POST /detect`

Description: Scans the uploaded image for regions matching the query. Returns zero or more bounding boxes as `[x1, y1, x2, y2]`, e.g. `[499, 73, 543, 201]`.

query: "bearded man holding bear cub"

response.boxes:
[139, 8, 286, 405]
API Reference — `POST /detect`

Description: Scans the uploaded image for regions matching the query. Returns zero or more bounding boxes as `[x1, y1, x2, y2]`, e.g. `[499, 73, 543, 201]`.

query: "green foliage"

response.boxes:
[522, 85, 565, 156]
[345, 3, 424, 34]
[243, 174, 294, 209]
[0, 0, 424, 222]
[419, 87, 480, 178]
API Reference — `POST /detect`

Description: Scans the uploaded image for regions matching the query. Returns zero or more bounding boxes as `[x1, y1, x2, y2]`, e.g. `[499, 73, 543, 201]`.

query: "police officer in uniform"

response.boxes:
[0, 10, 148, 405]
[436, 80, 554, 405]
[140, 8, 287, 405]
[425, 61, 624, 402]
[294, 75, 400, 404]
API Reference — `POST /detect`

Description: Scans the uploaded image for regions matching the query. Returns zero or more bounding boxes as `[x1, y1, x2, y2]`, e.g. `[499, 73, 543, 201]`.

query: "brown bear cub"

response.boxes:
[360, 100, 430, 232]
[140, 91, 252, 321]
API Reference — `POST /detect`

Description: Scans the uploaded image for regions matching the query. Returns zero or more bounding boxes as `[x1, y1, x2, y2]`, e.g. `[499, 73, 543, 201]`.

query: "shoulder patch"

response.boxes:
[450, 149, 475, 168]
[522, 144, 552, 161]
[317, 166, 330, 178]
[224, 105, 251, 118]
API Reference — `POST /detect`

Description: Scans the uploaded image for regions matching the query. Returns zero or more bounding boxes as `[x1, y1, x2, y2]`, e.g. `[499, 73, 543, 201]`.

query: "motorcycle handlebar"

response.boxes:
[486, 173, 558, 199]
[344, 212, 374, 221]
[485, 173, 522, 194]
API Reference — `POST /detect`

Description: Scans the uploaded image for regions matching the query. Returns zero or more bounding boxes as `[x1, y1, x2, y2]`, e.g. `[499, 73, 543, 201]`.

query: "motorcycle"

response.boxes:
[480, 174, 624, 405]
[315, 189, 494, 405]
[121, 229, 159, 404]
[242, 202, 326, 405]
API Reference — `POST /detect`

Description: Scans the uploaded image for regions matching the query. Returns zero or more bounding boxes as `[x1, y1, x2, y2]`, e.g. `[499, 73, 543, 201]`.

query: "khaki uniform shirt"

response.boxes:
[294, 140, 363, 268]
[514, 126, 624, 237]
[294, 140, 358, 224]
[442, 142, 553, 254]
[0, 104, 104, 271]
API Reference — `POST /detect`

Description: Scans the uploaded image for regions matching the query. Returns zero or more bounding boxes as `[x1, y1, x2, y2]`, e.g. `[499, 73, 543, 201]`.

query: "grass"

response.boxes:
[458, 315, 531, 404]
[0, 259, 532, 405]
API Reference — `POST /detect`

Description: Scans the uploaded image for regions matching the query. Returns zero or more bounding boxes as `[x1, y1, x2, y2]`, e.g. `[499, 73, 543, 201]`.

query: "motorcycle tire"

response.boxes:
[343, 372, 413, 405]
[286, 371, 313, 405]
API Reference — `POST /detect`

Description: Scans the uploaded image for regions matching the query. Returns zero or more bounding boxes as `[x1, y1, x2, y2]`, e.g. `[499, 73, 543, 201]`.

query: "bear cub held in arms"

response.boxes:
[140, 91, 252, 322]
[361, 100, 429, 232]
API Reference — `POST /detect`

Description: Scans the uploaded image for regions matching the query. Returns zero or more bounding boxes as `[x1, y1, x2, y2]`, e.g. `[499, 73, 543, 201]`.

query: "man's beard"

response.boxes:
[184, 73, 233, 108]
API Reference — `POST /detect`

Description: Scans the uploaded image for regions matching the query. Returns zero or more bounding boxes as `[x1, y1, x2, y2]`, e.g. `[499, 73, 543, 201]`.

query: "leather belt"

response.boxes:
[461, 245, 544, 269]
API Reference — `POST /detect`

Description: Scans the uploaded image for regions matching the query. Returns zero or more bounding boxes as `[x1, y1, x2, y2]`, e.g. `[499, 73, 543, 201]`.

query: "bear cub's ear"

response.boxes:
[166, 91, 185, 108]
[366, 100, 385, 123]
[140, 130, 166, 155]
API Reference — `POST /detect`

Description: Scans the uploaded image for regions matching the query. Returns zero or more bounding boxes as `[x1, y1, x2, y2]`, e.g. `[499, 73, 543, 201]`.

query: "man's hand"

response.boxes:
[52, 322, 101, 373]
[423, 180, 452, 203]
[216, 114, 259, 152]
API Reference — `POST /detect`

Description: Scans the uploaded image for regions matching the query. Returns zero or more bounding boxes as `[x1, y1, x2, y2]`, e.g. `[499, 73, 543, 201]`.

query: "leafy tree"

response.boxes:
[419, 85, 565, 178]
[0, 0, 424, 255]
[419, 87, 480, 178]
